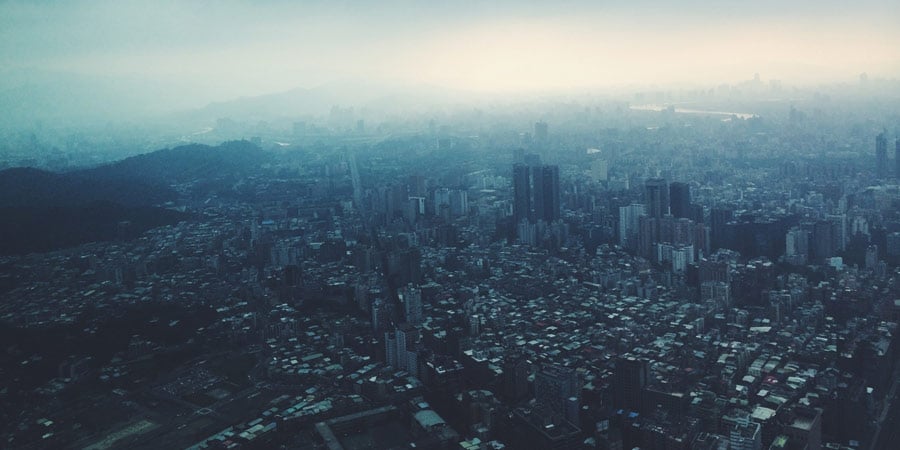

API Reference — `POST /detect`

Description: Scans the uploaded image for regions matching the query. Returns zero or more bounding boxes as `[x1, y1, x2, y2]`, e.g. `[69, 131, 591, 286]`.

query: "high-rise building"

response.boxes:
[591, 159, 608, 181]
[385, 325, 419, 375]
[865, 245, 879, 269]
[618, 203, 646, 249]
[532, 165, 560, 223]
[669, 182, 691, 219]
[399, 283, 423, 325]
[534, 364, 580, 423]
[513, 164, 532, 226]
[876, 132, 888, 178]
[512, 163, 561, 226]
[810, 221, 835, 262]
[615, 356, 648, 413]
[887, 232, 900, 258]
[895, 138, 900, 179]
[710, 207, 734, 249]
[785, 227, 809, 265]
[645, 178, 669, 218]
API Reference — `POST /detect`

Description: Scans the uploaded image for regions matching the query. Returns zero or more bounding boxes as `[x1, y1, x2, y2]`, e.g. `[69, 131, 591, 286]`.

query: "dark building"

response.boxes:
[501, 355, 530, 402]
[876, 132, 888, 178]
[710, 208, 734, 250]
[513, 164, 532, 226]
[644, 178, 669, 219]
[534, 364, 580, 423]
[512, 163, 561, 226]
[533, 165, 561, 223]
[669, 182, 691, 219]
[615, 356, 648, 413]
[810, 220, 835, 262]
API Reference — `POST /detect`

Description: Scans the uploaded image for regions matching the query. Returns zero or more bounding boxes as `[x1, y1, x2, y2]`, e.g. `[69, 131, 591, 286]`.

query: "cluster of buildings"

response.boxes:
[2, 106, 900, 450]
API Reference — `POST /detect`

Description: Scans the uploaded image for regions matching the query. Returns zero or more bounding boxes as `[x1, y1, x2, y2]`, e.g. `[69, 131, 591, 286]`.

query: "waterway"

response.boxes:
[630, 104, 757, 120]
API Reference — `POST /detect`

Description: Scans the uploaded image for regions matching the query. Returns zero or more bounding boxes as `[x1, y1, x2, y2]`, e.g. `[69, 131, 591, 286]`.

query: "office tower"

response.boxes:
[614, 356, 648, 413]
[513, 164, 532, 225]
[591, 159, 608, 181]
[876, 132, 888, 178]
[371, 299, 390, 332]
[533, 165, 560, 222]
[644, 178, 669, 218]
[638, 215, 658, 259]
[669, 182, 691, 219]
[865, 245, 878, 269]
[449, 189, 468, 217]
[887, 232, 900, 258]
[502, 355, 530, 402]
[385, 325, 419, 374]
[433, 188, 466, 219]
[534, 364, 580, 423]
[826, 214, 847, 252]
[513, 163, 561, 225]
[399, 283, 423, 325]
[618, 203, 646, 249]
[785, 227, 809, 265]
[896, 138, 900, 179]
[811, 221, 835, 262]
[710, 207, 734, 249]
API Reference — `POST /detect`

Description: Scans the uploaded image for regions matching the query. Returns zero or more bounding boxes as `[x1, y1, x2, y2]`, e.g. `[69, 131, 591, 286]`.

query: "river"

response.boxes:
[630, 104, 757, 119]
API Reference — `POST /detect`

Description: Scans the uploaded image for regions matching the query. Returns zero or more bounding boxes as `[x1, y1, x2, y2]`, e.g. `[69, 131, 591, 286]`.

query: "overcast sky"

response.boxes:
[1, 0, 898, 102]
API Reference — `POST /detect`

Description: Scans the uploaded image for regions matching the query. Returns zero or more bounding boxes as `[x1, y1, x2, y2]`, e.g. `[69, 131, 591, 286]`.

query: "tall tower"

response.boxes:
[513, 164, 532, 225]
[533, 165, 560, 223]
[895, 138, 900, 179]
[619, 203, 646, 249]
[534, 364, 580, 423]
[615, 356, 648, 413]
[876, 132, 888, 178]
[512, 163, 560, 225]
[399, 283, 423, 325]
[669, 182, 691, 219]
[644, 178, 669, 219]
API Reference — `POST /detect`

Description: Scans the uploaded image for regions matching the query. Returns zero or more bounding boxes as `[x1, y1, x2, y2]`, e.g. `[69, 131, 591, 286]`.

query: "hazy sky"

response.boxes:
[1, 0, 899, 102]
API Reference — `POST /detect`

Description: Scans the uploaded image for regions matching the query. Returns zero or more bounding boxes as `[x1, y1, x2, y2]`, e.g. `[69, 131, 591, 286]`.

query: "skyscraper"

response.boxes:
[895, 138, 900, 179]
[532, 165, 560, 223]
[512, 163, 561, 225]
[615, 356, 648, 413]
[399, 283, 423, 325]
[513, 164, 532, 226]
[618, 203, 646, 249]
[876, 132, 888, 178]
[534, 364, 580, 423]
[645, 178, 669, 219]
[710, 207, 734, 250]
[669, 182, 691, 219]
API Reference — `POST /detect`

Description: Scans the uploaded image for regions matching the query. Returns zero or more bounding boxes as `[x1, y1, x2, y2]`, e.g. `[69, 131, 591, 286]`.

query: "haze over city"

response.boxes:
[3, 2, 900, 450]
[1, 0, 899, 117]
